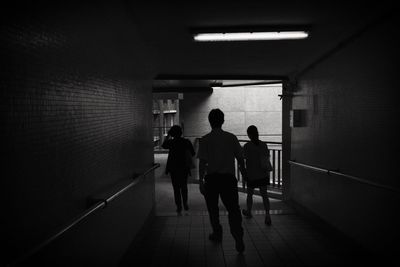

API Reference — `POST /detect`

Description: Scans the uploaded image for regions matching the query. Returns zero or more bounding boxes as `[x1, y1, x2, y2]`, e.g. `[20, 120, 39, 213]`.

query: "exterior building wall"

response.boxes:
[181, 85, 282, 144]
[152, 97, 180, 149]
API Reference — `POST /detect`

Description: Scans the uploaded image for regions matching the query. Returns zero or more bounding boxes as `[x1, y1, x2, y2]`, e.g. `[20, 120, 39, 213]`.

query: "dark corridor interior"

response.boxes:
[2, 2, 399, 267]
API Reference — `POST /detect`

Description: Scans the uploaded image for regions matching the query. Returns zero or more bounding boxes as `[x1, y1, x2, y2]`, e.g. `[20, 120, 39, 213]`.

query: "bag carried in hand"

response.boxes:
[260, 151, 273, 172]
[185, 149, 195, 169]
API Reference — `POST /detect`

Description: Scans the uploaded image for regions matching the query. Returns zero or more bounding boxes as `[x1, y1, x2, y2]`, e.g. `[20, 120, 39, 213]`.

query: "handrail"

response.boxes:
[188, 137, 282, 144]
[105, 164, 160, 204]
[288, 160, 399, 193]
[238, 139, 282, 145]
[9, 163, 160, 266]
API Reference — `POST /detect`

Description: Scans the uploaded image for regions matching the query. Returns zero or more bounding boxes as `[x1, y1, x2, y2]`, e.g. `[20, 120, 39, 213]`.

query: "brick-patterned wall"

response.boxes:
[290, 14, 398, 259]
[1, 8, 154, 265]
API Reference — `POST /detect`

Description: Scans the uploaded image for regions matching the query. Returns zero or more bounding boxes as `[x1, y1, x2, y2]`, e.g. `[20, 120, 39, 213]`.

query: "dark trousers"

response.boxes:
[204, 173, 243, 240]
[170, 170, 188, 209]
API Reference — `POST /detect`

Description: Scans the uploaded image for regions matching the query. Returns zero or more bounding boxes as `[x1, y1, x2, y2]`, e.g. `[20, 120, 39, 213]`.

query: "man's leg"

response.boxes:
[220, 175, 244, 252]
[204, 177, 222, 241]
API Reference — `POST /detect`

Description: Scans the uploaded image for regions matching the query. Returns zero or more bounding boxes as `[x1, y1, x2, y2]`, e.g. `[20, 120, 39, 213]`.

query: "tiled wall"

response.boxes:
[290, 14, 398, 258]
[1, 8, 154, 266]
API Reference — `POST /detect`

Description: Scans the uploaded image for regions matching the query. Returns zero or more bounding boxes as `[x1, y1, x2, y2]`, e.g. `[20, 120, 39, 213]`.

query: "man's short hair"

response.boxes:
[208, 109, 224, 128]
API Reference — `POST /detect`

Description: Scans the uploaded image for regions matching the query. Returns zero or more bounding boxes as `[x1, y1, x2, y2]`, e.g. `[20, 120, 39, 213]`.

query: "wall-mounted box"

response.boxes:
[290, 109, 307, 127]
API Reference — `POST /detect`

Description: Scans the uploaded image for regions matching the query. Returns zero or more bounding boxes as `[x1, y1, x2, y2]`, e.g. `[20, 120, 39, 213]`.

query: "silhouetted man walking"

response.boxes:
[198, 108, 246, 253]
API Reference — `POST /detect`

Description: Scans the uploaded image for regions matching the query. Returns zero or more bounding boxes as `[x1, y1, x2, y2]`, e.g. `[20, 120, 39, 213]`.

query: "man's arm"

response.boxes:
[197, 137, 207, 182]
[199, 159, 207, 181]
[198, 159, 207, 194]
[234, 136, 247, 180]
[161, 134, 171, 149]
[237, 157, 247, 181]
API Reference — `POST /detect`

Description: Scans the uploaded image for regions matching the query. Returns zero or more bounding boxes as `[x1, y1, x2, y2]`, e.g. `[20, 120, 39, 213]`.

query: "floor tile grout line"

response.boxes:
[149, 219, 168, 265]
[253, 215, 288, 266]
[242, 218, 268, 266]
[201, 216, 207, 267]
[203, 213, 227, 267]
[262, 214, 307, 266]
[202, 215, 208, 267]
[185, 215, 192, 266]
[166, 216, 180, 266]
[220, 228, 228, 267]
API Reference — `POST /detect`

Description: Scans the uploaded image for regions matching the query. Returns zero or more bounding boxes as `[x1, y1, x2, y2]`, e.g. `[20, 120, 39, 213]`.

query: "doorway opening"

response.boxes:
[152, 79, 285, 215]
[152, 93, 183, 153]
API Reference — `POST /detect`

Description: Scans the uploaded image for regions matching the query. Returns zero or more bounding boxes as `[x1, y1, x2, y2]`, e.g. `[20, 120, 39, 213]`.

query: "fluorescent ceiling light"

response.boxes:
[193, 31, 309, 42]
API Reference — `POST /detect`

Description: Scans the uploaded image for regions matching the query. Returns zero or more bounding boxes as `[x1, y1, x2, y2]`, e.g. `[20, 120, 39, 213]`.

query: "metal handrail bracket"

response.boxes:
[105, 163, 160, 204]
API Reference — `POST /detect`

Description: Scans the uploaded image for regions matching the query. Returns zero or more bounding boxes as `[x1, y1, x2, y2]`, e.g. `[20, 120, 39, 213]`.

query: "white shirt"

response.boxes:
[243, 141, 270, 181]
[197, 128, 243, 176]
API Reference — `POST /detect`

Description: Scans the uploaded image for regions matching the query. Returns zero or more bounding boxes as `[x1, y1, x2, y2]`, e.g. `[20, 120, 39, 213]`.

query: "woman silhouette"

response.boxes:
[242, 125, 272, 225]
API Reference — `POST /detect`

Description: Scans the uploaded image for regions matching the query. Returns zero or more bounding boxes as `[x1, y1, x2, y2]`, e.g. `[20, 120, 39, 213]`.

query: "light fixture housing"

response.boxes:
[193, 30, 309, 42]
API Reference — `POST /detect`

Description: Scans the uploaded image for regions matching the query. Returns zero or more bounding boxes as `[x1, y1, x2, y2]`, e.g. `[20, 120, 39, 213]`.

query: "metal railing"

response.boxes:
[9, 163, 160, 266]
[288, 160, 400, 193]
[190, 137, 283, 190]
[237, 140, 283, 190]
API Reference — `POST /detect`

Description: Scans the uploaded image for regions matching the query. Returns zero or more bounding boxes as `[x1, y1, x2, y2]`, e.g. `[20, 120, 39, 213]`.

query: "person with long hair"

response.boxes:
[242, 125, 272, 225]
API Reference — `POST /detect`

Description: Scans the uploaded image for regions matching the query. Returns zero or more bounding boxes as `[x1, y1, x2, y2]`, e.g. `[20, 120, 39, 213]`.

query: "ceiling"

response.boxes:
[124, 2, 391, 92]
[8, 2, 392, 92]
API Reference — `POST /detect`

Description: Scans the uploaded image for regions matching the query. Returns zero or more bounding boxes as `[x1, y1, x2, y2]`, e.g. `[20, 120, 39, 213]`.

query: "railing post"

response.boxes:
[278, 150, 281, 188]
[272, 150, 276, 187]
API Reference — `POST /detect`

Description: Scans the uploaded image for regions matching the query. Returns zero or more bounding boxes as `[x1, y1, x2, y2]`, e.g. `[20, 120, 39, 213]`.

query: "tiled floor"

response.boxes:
[118, 154, 377, 266]
[119, 213, 375, 267]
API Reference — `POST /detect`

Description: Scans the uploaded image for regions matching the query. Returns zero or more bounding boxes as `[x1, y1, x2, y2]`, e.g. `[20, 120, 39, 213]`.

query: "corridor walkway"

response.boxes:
[119, 154, 376, 267]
